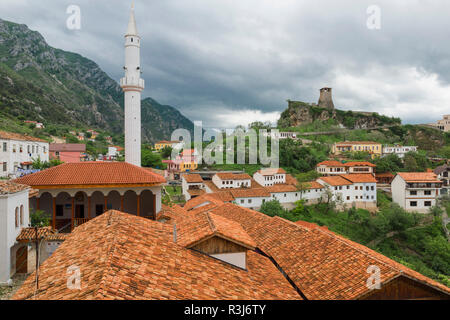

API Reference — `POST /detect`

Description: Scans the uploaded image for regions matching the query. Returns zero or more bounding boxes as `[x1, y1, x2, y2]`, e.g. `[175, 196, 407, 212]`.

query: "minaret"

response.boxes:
[120, 3, 144, 166]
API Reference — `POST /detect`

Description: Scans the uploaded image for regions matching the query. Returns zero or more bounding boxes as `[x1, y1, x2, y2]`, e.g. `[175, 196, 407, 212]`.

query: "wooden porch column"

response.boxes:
[120, 195, 124, 212]
[152, 193, 156, 220]
[52, 196, 56, 230]
[71, 197, 75, 230]
[137, 193, 140, 216]
[36, 197, 40, 210]
[88, 196, 91, 219]
[104, 195, 107, 213]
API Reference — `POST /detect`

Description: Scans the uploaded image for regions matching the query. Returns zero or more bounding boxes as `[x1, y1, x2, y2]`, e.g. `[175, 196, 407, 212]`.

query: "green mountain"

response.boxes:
[0, 18, 193, 143]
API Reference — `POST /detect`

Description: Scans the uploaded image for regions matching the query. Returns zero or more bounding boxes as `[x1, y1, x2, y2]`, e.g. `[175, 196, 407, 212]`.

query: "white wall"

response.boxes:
[0, 189, 30, 284]
[253, 172, 286, 186]
[181, 177, 205, 201]
[233, 196, 270, 210]
[212, 175, 251, 189]
[0, 138, 49, 177]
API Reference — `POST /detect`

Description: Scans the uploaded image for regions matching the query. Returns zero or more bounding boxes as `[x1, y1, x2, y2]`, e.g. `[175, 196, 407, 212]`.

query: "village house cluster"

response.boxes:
[0, 4, 449, 301]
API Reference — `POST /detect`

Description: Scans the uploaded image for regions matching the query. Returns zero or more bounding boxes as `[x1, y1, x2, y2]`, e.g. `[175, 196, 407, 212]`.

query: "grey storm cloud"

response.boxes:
[0, 0, 449, 128]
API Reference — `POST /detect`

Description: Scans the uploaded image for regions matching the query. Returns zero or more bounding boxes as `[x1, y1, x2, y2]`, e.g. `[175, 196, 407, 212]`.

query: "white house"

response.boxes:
[212, 173, 252, 189]
[0, 181, 31, 285]
[0, 131, 49, 178]
[382, 145, 418, 158]
[391, 172, 442, 213]
[317, 174, 377, 209]
[230, 189, 271, 210]
[181, 173, 206, 201]
[253, 168, 287, 186]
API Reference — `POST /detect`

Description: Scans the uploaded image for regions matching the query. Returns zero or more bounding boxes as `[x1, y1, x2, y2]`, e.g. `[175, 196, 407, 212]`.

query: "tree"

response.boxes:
[259, 200, 286, 217]
[161, 146, 173, 159]
[30, 209, 50, 227]
[141, 149, 165, 168]
[374, 154, 402, 173]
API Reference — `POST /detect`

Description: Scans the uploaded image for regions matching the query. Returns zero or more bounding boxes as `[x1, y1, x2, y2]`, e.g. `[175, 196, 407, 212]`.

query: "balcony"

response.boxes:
[120, 77, 144, 89]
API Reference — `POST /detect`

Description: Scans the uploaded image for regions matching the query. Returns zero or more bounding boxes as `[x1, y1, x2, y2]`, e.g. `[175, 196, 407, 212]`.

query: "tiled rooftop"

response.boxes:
[13, 162, 166, 187]
[13, 210, 299, 300]
[0, 181, 30, 195]
[397, 172, 442, 183]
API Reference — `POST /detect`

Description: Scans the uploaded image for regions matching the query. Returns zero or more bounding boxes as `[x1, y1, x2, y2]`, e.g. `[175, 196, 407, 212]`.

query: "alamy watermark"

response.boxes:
[367, 5, 381, 30]
[67, 265, 81, 290]
[170, 121, 279, 168]
[66, 5, 81, 30]
[366, 265, 381, 289]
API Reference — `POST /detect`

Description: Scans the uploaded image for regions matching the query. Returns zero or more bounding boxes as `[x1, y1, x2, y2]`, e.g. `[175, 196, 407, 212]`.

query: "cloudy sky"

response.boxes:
[1, 0, 449, 128]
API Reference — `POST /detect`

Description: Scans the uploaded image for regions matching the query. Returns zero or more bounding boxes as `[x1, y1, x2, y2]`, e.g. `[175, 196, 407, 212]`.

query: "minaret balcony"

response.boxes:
[120, 77, 145, 90]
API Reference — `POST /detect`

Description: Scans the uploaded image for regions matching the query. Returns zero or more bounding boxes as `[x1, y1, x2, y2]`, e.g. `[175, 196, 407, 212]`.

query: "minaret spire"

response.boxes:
[120, 2, 144, 167]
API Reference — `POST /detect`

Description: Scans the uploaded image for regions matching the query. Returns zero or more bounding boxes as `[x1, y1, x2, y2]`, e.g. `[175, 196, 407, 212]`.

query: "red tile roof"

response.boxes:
[216, 172, 252, 180]
[335, 141, 380, 145]
[13, 210, 299, 300]
[230, 188, 271, 198]
[183, 193, 229, 211]
[265, 184, 298, 193]
[257, 168, 286, 175]
[182, 173, 204, 183]
[397, 172, 442, 183]
[16, 227, 66, 242]
[177, 211, 256, 250]
[0, 181, 30, 195]
[207, 203, 450, 300]
[13, 162, 166, 187]
[0, 130, 47, 143]
[318, 176, 353, 186]
[285, 174, 299, 186]
[316, 160, 345, 167]
[341, 174, 377, 183]
[299, 181, 324, 190]
[344, 161, 376, 167]
[187, 189, 206, 197]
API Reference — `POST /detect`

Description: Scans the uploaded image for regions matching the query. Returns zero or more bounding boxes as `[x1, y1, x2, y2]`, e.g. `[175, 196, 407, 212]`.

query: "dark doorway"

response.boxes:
[75, 205, 85, 218]
[95, 204, 104, 216]
[16, 246, 28, 274]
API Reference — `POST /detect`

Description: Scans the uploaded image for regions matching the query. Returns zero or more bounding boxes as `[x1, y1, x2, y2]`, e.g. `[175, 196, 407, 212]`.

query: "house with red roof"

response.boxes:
[50, 143, 86, 163]
[13, 162, 166, 232]
[392, 172, 442, 213]
[316, 160, 376, 176]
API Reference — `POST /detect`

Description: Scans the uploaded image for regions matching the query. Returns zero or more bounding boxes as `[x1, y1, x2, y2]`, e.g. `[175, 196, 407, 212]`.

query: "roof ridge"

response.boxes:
[95, 211, 122, 299]
[205, 212, 217, 233]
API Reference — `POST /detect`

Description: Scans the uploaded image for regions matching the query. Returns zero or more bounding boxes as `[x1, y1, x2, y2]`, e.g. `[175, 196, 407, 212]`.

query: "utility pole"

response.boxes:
[35, 226, 39, 290]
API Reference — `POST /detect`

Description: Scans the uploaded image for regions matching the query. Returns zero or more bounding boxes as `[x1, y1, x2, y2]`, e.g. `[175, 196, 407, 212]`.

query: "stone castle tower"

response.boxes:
[318, 87, 334, 110]
[120, 3, 144, 167]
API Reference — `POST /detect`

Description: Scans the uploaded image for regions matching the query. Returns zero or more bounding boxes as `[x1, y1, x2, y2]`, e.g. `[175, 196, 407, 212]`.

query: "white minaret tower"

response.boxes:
[120, 2, 144, 167]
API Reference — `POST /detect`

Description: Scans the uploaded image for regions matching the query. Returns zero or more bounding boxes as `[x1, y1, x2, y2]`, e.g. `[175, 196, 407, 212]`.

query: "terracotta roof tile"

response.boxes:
[182, 174, 204, 183]
[397, 172, 442, 183]
[264, 184, 298, 193]
[299, 181, 324, 189]
[340, 174, 377, 183]
[177, 211, 256, 250]
[285, 174, 299, 186]
[13, 210, 298, 300]
[16, 227, 66, 242]
[318, 176, 353, 186]
[0, 130, 47, 143]
[208, 203, 450, 300]
[13, 162, 166, 187]
[257, 168, 286, 175]
[344, 161, 376, 167]
[0, 181, 30, 195]
[230, 188, 271, 198]
[317, 160, 345, 167]
[216, 173, 252, 180]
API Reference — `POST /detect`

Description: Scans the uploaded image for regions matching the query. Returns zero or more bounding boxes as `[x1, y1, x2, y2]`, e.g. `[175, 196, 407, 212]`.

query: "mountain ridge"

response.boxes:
[0, 18, 194, 143]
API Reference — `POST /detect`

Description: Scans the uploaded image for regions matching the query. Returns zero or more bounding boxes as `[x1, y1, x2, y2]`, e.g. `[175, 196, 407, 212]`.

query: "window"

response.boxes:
[347, 196, 350, 200]
[19, 145, 23, 153]
[371, 186, 374, 191]
[27, 145, 31, 153]
[410, 201, 417, 207]
[424, 201, 432, 207]
[248, 199, 252, 204]
[15, 207, 19, 228]
[424, 190, 431, 196]
[410, 190, 417, 196]
[32, 146, 35, 153]
[347, 186, 350, 190]
[20, 205, 24, 226]
[240, 199, 244, 204]
[366, 186, 369, 191]
[2, 162, 6, 172]
[13, 144, 16, 153]
[56, 205, 64, 217]
[284, 194, 287, 197]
